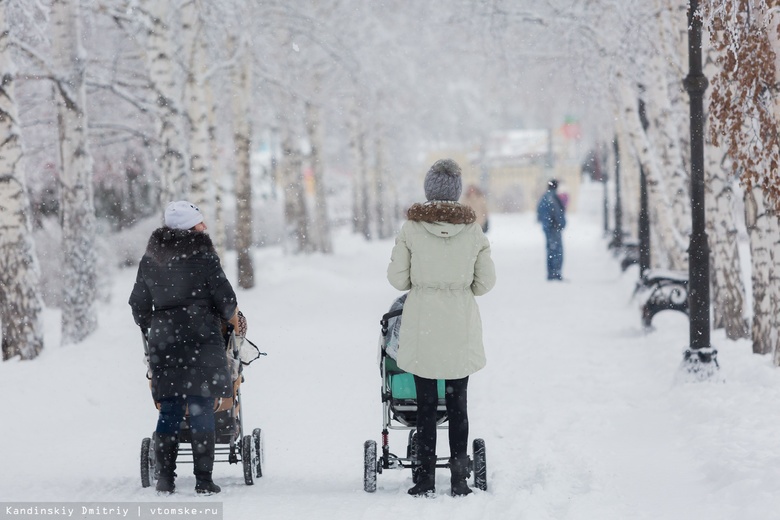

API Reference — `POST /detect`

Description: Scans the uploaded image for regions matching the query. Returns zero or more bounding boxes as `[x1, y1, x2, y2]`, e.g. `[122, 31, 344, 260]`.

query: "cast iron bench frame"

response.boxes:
[634, 269, 689, 328]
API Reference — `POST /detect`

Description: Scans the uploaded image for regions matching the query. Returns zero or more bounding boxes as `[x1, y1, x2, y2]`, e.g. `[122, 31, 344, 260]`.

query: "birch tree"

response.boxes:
[0, 0, 44, 359]
[141, 0, 189, 206]
[705, 0, 780, 357]
[305, 96, 333, 253]
[181, 0, 213, 219]
[703, 35, 749, 339]
[278, 112, 311, 254]
[646, 5, 692, 245]
[373, 126, 392, 240]
[230, 33, 255, 286]
[348, 101, 371, 240]
[618, 76, 689, 270]
[51, 0, 98, 345]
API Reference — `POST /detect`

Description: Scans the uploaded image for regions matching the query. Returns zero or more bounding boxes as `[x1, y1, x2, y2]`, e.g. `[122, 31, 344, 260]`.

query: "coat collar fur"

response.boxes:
[407, 201, 476, 225]
[145, 227, 216, 264]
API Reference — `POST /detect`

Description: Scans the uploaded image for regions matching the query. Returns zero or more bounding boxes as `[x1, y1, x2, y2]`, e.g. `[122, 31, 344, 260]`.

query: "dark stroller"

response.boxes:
[140, 324, 264, 487]
[363, 294, 487, 492]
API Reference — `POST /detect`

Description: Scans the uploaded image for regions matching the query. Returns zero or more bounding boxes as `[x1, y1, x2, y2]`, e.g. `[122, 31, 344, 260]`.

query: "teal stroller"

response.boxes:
[363, 294, 487, 492]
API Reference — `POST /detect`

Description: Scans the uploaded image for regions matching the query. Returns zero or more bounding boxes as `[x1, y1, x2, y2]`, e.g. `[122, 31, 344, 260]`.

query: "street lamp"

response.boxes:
[681, 0, 719, 378]
[609, 136, 624, 250]
[637, 96, 651, 277]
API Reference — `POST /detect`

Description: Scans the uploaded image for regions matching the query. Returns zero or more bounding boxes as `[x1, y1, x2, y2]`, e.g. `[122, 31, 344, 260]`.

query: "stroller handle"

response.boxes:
[380, 309, 403, 336]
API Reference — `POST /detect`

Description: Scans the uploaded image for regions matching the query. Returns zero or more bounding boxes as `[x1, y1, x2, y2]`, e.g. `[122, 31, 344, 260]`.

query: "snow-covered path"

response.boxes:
[3, 182, 780, 520]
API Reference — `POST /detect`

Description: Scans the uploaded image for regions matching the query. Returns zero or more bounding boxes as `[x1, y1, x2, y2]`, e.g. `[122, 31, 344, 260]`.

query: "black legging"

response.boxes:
[414, 375, 469, 460]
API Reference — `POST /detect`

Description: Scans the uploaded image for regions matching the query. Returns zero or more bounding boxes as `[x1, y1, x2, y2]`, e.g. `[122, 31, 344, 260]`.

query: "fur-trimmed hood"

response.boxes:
[407, 201, 476, 225]
[145, 227, 216, 264]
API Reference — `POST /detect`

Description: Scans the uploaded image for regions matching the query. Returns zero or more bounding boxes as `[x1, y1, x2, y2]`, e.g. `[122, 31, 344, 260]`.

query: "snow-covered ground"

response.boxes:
[3, 181, 780, 520]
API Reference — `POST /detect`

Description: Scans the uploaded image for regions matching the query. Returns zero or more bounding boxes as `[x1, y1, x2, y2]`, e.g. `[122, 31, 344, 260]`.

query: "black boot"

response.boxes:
[407, 456, 436, 497]
[449, 456, 472, 497]
[192, 432, 221, 495]
[154, 433, 178, 494]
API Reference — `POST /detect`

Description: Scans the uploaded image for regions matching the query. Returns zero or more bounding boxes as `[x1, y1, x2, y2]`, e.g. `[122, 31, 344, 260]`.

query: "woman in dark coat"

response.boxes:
[129, 201, 237, 495]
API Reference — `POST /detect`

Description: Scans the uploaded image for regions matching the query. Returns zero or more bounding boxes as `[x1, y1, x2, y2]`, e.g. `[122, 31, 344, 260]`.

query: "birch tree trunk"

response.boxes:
[206, 83, 226, 259]
[305, 99, 333, 253]
[374, 134, 391, 240]
[143, 0, 189, 206]
[231, 35, 255, 287]
[614, 120, 639, 241]
[182, 1, 213, 220]
[0, 5, 45, 360]
[51, 0, 98, 345]
[703, 38, 749, 339]
[659, 0, 692, 181]
[645, 48, 691, 242]
[349, 106, 371, 240]
[706, 153, 749, 339]
[618, 77, 687, 270]
[744, 186, 778, 356]
[280, 124, 311, 254]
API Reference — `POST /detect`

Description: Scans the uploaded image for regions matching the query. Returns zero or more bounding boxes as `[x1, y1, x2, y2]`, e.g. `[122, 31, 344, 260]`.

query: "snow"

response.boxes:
[3, 181, 780, 520]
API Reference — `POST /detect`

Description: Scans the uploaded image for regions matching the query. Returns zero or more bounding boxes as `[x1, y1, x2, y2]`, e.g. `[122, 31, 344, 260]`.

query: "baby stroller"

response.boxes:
[363, 294, 487, 493]
[140, 321, 265, 487]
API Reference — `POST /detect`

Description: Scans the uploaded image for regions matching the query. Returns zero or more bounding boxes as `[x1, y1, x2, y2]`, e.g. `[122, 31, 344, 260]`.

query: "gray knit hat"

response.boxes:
[424, 159, 463, 201]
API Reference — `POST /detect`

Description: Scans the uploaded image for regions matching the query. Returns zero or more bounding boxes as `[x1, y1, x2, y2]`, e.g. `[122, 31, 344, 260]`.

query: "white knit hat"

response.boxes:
[164, 201, 203, 230]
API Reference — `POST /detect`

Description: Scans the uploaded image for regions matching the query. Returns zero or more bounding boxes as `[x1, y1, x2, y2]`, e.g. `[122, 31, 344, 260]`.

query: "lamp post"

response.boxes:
[637, 97, 651, 277]
[610, 136, 624, 249]
[682, 0, 719, 377]
[601, 147, 610, 236]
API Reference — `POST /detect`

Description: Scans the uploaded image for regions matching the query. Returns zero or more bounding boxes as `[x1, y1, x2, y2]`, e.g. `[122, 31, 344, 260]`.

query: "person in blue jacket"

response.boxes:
[536, 179, 567, 280]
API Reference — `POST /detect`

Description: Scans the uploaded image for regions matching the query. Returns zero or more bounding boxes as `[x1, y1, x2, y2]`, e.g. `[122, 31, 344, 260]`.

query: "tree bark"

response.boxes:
[143, 0, 189, 206]
[744, 186, 778, 355]
[0, 3, 45, 360]
[280, 123, 311, 254]
[231, 35, 255, 287]
[206, 81, 226, 259]
[51, 0, 98, 345]
[703, 36, 749, 339]
[618, 77, 687, 270]
[373, 134, 391, 240]
[305, 99, 333, 253]
[182, 1, 214, 222]
[349, 104, 371, 240]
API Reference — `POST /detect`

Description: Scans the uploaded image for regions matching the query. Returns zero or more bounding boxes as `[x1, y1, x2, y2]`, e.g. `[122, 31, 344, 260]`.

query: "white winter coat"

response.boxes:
[387, 201, 496, 379]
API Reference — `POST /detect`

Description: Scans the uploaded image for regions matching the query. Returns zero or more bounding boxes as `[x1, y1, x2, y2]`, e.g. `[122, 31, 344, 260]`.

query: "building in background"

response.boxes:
[425, 122, 582, 214]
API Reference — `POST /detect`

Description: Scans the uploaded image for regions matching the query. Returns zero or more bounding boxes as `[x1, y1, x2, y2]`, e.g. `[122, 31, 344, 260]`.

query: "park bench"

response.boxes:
[619, 240, 639, 272]
[607, 234, 640, 272]
[634, 269, 689, 328]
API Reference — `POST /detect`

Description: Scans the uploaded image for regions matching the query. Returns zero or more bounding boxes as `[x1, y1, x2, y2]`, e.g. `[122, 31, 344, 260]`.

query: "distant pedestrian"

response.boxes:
[463, 184, 490, 233]
[536, 179, 567, 281]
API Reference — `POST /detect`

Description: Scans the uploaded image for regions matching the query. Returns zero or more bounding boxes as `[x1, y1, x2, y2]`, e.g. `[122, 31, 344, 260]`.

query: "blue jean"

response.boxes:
[545, 230, 563, 280]
[156, 396, 215, 435]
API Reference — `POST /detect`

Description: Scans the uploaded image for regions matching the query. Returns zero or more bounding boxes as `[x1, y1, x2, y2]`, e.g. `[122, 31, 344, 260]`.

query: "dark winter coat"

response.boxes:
[387, 201, 496, 379]
[536, 189, 566, 233]
[129, 228, 237, 402]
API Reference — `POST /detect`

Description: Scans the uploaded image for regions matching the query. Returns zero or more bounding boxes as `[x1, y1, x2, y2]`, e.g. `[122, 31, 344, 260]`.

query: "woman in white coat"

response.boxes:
[387, 159, 496, 497]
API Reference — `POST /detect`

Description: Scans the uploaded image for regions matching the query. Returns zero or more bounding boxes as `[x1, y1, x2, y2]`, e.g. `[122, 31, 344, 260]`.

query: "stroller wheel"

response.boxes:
[252, 428, 264, 478]
[363, 440, 377, 493]
[140, 437, 154, 488]
[242, 435, 254, 485]
[472, 438, 487, 491]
